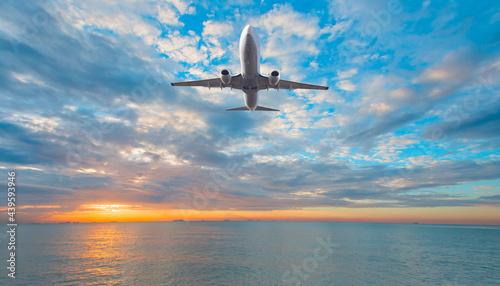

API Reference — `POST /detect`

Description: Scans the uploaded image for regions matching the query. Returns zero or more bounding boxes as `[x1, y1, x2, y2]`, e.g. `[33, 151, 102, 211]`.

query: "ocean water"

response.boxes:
[0, 222, 499, 285]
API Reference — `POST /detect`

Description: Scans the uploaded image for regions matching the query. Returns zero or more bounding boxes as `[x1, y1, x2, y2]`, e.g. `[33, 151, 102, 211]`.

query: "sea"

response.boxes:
[0, 221, 498, 285]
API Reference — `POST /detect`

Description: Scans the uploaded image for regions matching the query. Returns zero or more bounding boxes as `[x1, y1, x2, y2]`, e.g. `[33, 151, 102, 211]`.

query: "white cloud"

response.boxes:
[312, 114, 349, 129]
[10, 113, 61, 133]
[157, 4, 182, 26]
[56, 1, 161, 45]
[135, 102, 207, 133]
[389, 87, 417, 104]
[321, 20, 352, 41]
[168, 0, 196, 15]
[416, 67, 466, 83]
[415, 49, 475, 85]
[337, 68, 358, 79]
[253, 4, 320, 39]
[202, 20, 234, 60]
[202, 20, 234, 38]
[336, 80, 356, 91]
[248, 4, 329, 81]
[360, 102, 393, 116]
[308, 91, 344, 105]
[157, 31, 208, 64]
[10, 72, 48, 87]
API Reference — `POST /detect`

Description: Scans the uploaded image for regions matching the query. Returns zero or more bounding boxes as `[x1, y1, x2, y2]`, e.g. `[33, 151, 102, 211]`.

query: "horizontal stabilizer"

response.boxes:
[255, 106, 279, 111]
[226, 106, 249, 111]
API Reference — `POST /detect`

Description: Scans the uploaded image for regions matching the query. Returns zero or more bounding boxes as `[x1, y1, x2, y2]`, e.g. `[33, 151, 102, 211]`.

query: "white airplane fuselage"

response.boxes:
[239, 25, 260, 111]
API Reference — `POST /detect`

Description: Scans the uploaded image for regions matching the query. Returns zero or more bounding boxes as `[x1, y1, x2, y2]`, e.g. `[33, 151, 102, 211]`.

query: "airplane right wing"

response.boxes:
[257, 75, 328, 91]
[171, 74, 243, 90]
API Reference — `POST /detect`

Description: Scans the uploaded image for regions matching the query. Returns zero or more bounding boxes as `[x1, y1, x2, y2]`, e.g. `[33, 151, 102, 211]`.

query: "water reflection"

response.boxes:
[5, 222, 500, 285]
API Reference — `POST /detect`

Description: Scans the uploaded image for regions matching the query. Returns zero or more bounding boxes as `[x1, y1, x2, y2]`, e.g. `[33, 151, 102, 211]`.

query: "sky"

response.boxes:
[0, 0, 499, 225]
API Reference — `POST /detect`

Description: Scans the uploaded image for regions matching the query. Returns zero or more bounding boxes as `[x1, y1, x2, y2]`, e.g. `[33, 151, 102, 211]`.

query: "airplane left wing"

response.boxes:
[257, 75, 328, 91]
[171, 74, 242, 90]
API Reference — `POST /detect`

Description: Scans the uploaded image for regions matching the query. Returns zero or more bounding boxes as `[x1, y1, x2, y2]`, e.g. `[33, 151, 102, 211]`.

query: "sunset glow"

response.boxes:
[17, 204, 500, 226]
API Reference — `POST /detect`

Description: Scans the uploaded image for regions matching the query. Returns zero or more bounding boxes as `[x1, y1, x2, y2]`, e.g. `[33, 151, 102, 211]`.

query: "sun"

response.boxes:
[84, 204, 135, 212]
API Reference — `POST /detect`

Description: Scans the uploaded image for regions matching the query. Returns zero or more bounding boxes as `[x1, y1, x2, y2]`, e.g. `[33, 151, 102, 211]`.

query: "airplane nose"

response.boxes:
[243, 25, 254, 35]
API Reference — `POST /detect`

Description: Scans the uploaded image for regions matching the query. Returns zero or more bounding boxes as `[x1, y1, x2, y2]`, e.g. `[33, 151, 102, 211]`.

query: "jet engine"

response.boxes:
[220, 69, 231, 85]
[268, 70, 280, 86]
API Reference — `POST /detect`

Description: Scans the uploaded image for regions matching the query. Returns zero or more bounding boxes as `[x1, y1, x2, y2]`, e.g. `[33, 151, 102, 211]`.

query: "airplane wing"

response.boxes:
[257, 75, 328, 91]
[171, 74, 243, 90]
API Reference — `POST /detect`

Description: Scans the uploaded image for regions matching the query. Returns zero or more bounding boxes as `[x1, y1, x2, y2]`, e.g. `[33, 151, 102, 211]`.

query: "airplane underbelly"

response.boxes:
[240, 34, 259, 77]
[244, 52, 258, 76]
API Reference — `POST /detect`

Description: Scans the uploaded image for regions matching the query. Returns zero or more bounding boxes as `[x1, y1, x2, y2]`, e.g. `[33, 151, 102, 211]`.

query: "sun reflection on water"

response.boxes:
[48, 223, 134, 285]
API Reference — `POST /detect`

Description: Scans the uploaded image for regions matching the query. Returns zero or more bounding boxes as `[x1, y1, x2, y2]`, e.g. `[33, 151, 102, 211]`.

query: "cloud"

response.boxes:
[322, 20, 352, 41]
[201, 20, 234, 60]
[54, 0, 162, 45]
[337, 68, 358, 79]
[157, 4, 183, 26]
[336, 80, 356, 91]
[424, 100, 500, 140]
[157, 31, 208, 64]
[167, 0, 196, 15]
[473, 185, 499, 190]
[414, 48, 476, 87]
[249, 4, 331, 80]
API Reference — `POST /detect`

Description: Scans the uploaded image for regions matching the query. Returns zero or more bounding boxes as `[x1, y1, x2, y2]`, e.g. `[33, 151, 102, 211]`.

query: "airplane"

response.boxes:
[171, 25, 329, 112]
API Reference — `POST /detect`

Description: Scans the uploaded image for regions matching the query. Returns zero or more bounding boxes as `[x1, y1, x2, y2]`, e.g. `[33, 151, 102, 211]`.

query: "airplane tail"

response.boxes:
[225, 106, 279, 111]
[255, 106, 279, 111]
[226, 106, 249, 111]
